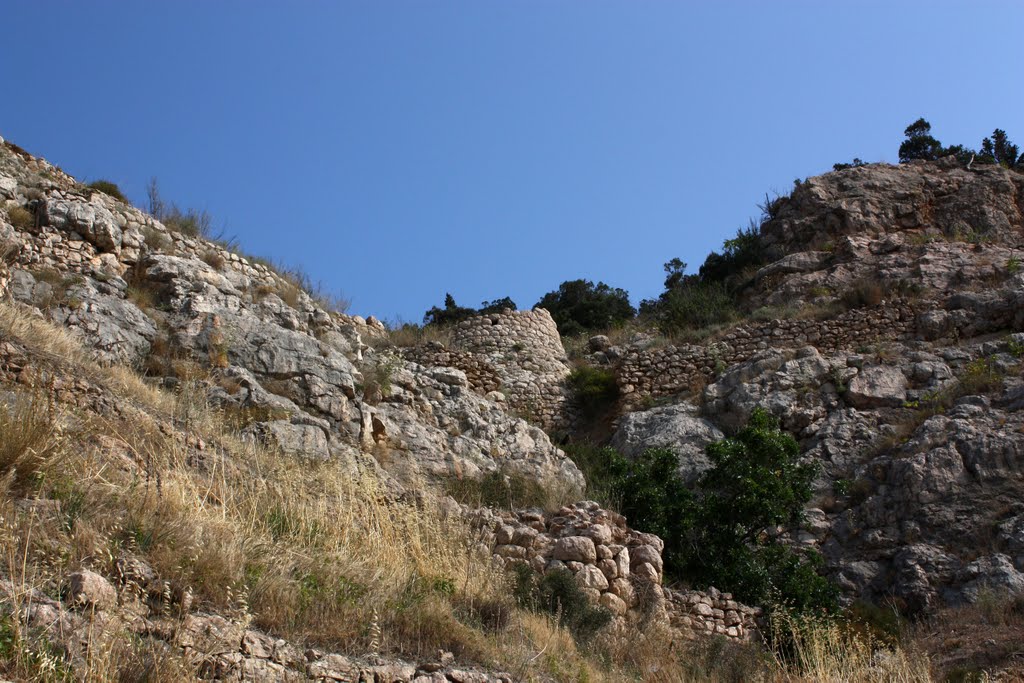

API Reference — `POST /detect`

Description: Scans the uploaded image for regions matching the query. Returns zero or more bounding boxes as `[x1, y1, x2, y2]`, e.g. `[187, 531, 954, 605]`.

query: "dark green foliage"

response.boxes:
[422, 293, 518, 327]
[616, 448, 693, 549]
[892, 119, 1022, 169]
[698, 225, 765, 285]
[87, 179, 128, 203]
[423, 293, 477, 326]
[561, 443, 630, 510]
[535, 279, 635, 337]
[898, 118, 944, 163]
[684, 409, 836, 614]
[563, 409, 838, 617]
[510, 564, 612, 642]
[648, 279, 737, 335]
[478, 296, 517, 314]
[640, 224, 765, 336]
[832, 158, 866, 171]
[566, 366, 619, 417]
[979, 128, 1023, 168]
[943, 144, 977, 165]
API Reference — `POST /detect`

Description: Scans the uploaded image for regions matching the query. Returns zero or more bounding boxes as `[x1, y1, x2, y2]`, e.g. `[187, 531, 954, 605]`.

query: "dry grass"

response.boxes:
[0, 300, 958, 681]
[0, 393, 65, 495]
[5, 205, 35, 230]
[386, 322, 452, 348]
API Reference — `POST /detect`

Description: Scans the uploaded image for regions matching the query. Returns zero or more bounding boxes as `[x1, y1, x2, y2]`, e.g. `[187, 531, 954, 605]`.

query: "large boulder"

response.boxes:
[43, 197, 122, 254]
[611, 403, 722, 482]
[845, 365, 907, 409]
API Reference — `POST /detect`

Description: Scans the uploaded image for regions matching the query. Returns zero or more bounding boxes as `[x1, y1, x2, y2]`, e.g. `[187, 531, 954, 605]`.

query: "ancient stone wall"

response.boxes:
[449, 308, 573, 429]
[619, 302, 922, 407]
[402, 341, 502, 396]
[472, 502, 760, 641]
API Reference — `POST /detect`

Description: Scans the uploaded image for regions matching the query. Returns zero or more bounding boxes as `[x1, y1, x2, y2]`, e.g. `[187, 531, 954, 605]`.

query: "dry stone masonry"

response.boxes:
[449, 308, 574, 429]
[473, 501, 760, 641]
[619, 302, 922, 407]
[402, 341, 503, 396]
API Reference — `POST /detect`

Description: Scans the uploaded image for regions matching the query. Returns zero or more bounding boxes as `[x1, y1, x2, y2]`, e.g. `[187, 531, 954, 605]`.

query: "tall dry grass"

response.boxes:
[0, 301, 940, 681]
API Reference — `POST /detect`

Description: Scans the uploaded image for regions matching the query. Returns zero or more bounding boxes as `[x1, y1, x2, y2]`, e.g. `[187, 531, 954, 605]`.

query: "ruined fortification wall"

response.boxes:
[619, 302, 922, 406]
[449, 308, 572, 429]
[472, 502, 760, 641]
[402, 341, 503, 396]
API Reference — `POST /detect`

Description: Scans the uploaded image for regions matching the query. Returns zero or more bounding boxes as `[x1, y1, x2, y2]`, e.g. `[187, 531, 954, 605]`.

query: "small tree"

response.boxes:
[478, 296, 517, 314]
[898, 118, 944, 163]
[422, 293, 476, 327]
[535, 279, 635, 337]
[980, 129, 1022, 168]
[685, 408, 836, 614]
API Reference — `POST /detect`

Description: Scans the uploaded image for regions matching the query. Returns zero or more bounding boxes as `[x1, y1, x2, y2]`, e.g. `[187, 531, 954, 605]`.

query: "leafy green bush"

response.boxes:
[979, 128, 1023, 168]
[561, 443, 630, 510]
[639, 225, 766, 336]
[563, 408, 838, 618]
[535, 279, 635, 337]
[650, 279, 737, 335]
[697, 224, 766, 285]
[566, 366, 619, 417]
[87, 179, 128, 203]
[833, 158, 866, 172]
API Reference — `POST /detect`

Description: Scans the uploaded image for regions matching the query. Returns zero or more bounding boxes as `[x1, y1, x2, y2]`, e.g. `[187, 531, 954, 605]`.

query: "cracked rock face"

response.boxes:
[0, 142, 584, 498]
[610, 403, 722, 482]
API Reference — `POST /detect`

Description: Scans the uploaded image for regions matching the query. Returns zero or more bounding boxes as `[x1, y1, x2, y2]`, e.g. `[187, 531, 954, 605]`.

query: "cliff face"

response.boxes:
[606, 157, 1024, 614]
[0, 140, 583, 497]
[4, 137, 1024, 678]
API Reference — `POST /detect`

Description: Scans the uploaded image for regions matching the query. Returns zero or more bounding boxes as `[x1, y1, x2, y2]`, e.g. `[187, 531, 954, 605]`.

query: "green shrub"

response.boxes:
[651, 279, 737, 335]
[422, 293, 518, 327]
[561, 443, 630, 510]
[535, 279, 635, 337]
[87, 179, 128, 203]
[833, 158, 867, 172]
[562, 409, 838, 618]
[697, 224, 766, 285]
[899, 118, 944, 163]
[566, 366, 619, 417]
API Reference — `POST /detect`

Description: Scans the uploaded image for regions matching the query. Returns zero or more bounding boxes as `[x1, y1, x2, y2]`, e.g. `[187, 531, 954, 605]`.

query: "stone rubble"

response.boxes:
[471, 501, 761, 641]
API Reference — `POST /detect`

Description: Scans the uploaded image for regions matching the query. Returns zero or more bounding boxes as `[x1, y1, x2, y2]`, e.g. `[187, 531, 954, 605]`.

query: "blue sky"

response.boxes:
[2, 1, 1022, 322]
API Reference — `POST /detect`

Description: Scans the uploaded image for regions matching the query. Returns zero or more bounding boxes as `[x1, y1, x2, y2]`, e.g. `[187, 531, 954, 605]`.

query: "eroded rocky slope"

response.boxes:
[4, 138, 1024, 680]
[605, 158, 1024, 615]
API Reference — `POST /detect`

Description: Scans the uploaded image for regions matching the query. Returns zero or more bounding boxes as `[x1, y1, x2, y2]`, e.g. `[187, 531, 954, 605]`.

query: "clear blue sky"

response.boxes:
[2, 2, 1022, 322]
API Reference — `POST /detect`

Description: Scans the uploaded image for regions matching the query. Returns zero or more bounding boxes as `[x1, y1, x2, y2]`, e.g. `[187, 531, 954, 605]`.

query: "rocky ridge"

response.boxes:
[0, 140, 583, 495]
[4, 138, 1024, 679]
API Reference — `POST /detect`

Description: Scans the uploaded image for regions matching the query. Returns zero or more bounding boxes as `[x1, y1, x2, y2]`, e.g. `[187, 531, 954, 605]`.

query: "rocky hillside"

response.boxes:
[2, 136, 1024, 681]
[609, 157, 1024, 614]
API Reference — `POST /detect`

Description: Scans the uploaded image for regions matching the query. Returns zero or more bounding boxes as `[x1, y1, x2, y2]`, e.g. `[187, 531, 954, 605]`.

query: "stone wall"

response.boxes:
[619, 302, 923, 407]
[402, 341, 502, 396]
[449, 308, 573, 430]
[472, 502, 760, 641]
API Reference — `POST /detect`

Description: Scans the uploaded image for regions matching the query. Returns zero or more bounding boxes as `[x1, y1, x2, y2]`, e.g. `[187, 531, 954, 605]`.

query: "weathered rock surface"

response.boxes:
[610, 403, 722, 481]
[0, 140, 583, 497]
